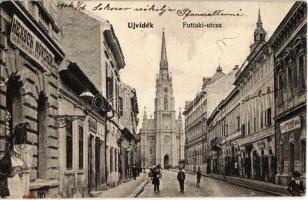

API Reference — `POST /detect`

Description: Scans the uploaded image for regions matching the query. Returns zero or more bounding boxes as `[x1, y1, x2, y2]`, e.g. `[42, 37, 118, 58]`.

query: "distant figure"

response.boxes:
[287, 171, 305, 196]
[177, 167, 186, 192]
[132, 165, 137, 180]
[151, 165, 161, 192]
[196, 167, 202, 187]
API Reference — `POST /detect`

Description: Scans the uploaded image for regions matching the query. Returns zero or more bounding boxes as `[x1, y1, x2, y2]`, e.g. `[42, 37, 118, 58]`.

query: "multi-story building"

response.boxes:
[58, 61, 108, 197]
[58, 7, 125, 189]
[207, 10, 276, 184]
[234, 11, 275, 183]
[270, 2, 306, 185]
[207, 87, 241, 176]
[0, 1, 64, 198]
[119, 82, 139, 182]
[184, 65, 237, 173]
[140, 31, 184, 169]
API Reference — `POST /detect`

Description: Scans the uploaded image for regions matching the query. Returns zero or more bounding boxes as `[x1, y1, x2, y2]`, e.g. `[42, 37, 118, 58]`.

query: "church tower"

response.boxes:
[250, 9, 266, 52]
[155, 30, 175, 114]
[140, 30, 184, 169]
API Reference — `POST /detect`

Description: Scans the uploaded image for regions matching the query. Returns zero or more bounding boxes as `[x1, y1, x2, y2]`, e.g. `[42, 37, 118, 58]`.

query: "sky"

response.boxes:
[80, 0, 294, 130]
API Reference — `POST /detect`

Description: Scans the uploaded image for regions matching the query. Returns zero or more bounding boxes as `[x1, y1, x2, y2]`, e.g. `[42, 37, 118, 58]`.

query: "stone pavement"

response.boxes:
[138, 170, 272, 197]
[98, 173, 148, 198]
[204, 173, 289, 196]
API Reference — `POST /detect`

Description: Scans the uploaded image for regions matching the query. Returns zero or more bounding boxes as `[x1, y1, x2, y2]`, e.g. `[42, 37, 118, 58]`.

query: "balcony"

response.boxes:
[210, 137, 221, 148]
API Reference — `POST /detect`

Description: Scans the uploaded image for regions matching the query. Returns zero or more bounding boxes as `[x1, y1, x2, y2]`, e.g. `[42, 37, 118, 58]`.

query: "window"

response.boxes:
[115, 149, 117, 172]
[253, 117, 256, 133]
[66, 122, 73, 170]
[164, 95, 168, 110]
[79, 125, 84, 170]
[37, 93, 47, 178]
[260, 111, 263, 129]
[107, 76, 114, 102]
[236, 116, 240, 131]
[287, 66, 294, 98]
[119, 97, 123, 116]
[298, 54, 306, 90]
[110, 147, 113, 172]
[278, 73, 284, 104]
[247, 121, 250, 135]
[301, 140, 306, 173]
[241, 124, 245, 137]
[266, 108, 272, 126]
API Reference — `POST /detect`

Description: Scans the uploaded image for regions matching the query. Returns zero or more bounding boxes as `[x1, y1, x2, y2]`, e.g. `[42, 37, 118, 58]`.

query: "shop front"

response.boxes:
[276, 113, 306, 186]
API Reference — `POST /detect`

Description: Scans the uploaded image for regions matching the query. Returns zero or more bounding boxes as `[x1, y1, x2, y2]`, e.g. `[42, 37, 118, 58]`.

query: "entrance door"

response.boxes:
[290, 142, 294, 173]
[164, 154, 169, 169]
[88, 136, 93, 191]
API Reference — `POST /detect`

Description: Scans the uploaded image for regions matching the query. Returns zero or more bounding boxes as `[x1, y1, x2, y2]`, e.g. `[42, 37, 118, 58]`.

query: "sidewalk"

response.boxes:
[204, 173, 289, 196]
[98, 173, 149, 198]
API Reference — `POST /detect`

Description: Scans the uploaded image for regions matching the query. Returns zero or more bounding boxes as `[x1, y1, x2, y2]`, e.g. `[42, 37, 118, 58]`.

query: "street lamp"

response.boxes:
[53, 90, 95, 128]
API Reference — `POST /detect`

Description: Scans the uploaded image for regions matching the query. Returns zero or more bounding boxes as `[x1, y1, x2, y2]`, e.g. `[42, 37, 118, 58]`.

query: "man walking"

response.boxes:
[177, 167, 186, 192]
[196, 167, 201, 187]
[151, 165, 161, 192]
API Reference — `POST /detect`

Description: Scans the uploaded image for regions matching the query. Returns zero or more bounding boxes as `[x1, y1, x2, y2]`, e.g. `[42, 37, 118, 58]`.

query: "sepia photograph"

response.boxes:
[0, 0, 306, 198]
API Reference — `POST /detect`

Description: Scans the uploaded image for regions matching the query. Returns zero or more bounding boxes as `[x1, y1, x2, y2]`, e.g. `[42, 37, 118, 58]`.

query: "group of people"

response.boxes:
[148, 165, 304, 196]
[149, 165, 203, 193]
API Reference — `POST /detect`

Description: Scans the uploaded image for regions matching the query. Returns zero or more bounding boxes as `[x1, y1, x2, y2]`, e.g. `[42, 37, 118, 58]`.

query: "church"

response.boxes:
[140, 31, 185, 169]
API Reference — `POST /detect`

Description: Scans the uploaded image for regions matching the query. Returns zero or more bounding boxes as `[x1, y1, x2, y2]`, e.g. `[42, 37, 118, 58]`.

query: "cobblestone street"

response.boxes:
[138, 170, 272, 197]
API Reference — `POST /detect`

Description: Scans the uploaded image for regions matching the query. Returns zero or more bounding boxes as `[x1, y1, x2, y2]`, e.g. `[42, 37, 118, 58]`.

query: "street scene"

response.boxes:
[0, 0, 306, 198]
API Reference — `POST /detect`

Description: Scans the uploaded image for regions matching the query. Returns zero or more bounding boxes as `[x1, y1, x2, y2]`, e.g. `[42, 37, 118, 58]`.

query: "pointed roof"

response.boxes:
[160, 30, 168, 69]
[257, 9, 262, 27]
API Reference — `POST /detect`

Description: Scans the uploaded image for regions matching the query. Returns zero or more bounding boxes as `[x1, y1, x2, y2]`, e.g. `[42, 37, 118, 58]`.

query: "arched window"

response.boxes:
[37, 92, 48, 178]
[164, 95, 168, 110]
[298, 54, 306, 90]
[6, 75, 23, 136]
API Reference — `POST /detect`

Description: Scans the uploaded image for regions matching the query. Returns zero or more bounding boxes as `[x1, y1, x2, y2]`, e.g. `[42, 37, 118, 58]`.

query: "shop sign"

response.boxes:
[10, 15, 54, 70]
[280, 116, 301, 134]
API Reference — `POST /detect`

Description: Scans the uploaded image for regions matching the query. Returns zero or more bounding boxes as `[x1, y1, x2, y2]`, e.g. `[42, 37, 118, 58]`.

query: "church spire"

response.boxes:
[250, 9, 266, 52]
[257, 9, 262, 27]
[160, 29, 168, 69]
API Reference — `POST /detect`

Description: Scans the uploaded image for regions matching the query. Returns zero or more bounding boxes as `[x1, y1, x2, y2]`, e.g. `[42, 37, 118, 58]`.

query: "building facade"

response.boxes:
[119, 82, 139, 182]
[207, 11, 277, 184]
[207, 88, 241, 176]
[184, 65, 237, 173]
[0, 1, 64, 198]
[140, 31, 184, 169]
[270, 1, 306, 185]
[58, 7, 126, 188]
[58, 61, 107, 197]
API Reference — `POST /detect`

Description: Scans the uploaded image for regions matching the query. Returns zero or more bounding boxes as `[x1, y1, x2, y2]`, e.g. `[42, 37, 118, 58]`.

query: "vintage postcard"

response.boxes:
[0, 0, 306, 198]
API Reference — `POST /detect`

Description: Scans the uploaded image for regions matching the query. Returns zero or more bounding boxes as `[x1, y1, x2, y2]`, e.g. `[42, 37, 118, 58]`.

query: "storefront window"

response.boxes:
[301, 139, 306, 173]
[66, 122, 73, 170]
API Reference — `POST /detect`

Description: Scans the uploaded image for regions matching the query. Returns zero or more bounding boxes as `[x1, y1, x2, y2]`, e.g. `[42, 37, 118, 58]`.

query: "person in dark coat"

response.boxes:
[177, 167, 186, 192]
[132, 165, 137, 180]
[151, 166, 161, 192]
[287, 171, 305, 196]
[196, 167, 202, 187]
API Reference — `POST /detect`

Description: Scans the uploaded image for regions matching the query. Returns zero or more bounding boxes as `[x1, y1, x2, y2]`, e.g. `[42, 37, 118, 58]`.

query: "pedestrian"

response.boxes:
[287, 171, 305, 196]
[177, 167, 186, 192]
[151, 165, 161, 192]
[196, 166, 201, 187]
[132, 165, 137, 180]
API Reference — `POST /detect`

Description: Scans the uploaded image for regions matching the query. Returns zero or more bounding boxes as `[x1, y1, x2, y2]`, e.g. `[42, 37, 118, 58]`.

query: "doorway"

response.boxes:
[164, 154, 169, 169]
[290, 142, 294, 173]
